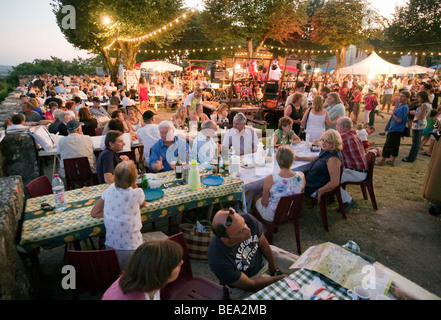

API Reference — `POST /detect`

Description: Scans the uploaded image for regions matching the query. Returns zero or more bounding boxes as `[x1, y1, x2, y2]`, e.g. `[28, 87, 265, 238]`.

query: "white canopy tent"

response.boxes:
[405, 65, 435, 75]
[135, 60, 183, 72]
[338, 52, 409, 75]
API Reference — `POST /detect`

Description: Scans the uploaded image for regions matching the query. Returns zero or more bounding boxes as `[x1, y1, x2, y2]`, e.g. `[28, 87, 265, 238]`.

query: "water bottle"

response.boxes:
[228, 146, 236, 173]
[52, 174, 67, 211]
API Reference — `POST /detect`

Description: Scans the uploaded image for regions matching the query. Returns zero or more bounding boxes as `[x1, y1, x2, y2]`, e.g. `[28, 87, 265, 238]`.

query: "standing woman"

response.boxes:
[338, 80, 349, 107]
[301, 95, 334, 142]
[138, 76, 149, 115]
[325, 92, 345, 130]
[402, 91, 431, 162]
[284, 92, 304, 135]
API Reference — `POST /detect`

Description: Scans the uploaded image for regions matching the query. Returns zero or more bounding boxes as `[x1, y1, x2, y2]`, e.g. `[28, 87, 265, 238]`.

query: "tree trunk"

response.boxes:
[101, 49, 121, 85]
[118, 40, 141, 70]
[336, 47, 347, 70]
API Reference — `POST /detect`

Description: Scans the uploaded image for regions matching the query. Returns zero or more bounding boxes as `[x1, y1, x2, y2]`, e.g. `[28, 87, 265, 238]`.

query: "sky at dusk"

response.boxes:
[0, 0, 406, 67]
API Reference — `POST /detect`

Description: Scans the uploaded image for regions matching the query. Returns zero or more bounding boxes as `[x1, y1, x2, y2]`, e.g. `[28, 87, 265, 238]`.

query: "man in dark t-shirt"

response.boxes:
[96, 130, 129, 184]
[208, 208, 288, 299]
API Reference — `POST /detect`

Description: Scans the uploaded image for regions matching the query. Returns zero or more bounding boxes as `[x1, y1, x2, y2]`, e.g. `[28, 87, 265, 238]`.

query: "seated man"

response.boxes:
[208, 208, 295, 299]
[6, 114, 28, 131]
[48, 109, 63, 134]
[149, 121, 189, 172]
[54, 111, 73, 136]
[18, 101, 42, 122]
[191, 120, 218, 164]
[102, 110, 129, 136]
[89, 97, 109, 118]
[57, 120, 96, 178]
[336, 117, 367, 212]
[221, 112, 258, 156]
[136, 110, 160, 170]
[96, 130, 130, 184]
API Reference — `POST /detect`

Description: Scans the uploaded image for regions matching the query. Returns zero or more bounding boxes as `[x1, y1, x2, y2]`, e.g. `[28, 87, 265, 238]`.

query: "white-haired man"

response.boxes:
[149, 121, 189, 172]
[221, 112, 258, 156]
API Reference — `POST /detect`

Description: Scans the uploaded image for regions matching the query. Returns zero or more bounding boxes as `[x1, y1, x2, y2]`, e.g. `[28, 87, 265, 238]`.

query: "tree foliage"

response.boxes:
[310, 0, 384, 69]
[383, 0, 441, 64]
[202, 0, 308, 58]
[52, 0, 186, 80]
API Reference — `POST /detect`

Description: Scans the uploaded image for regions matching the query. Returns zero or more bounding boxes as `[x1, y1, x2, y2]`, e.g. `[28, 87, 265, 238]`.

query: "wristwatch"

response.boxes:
[270, 268, 282, 276]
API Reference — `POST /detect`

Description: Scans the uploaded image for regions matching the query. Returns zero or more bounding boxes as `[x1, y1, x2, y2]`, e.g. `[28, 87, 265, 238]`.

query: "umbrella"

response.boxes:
[135, 60, 183, 72]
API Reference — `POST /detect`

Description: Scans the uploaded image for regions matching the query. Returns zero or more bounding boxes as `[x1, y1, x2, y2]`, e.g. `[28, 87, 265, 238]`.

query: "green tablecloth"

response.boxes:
[19, 171, 243, 252]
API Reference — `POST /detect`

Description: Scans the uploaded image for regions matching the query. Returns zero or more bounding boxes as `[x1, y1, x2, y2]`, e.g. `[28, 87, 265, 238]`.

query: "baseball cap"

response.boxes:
[142, 110, 156, 121]
[66, 119, 84, 132]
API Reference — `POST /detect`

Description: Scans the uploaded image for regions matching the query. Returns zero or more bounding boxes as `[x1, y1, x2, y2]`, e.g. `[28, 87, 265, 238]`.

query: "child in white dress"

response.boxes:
[91, 160, 146, 269]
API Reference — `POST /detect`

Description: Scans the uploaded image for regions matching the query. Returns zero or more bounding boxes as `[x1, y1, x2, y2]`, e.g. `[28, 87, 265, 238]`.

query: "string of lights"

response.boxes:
[103, 8, 197, 50]
[106, 43, 441, 57]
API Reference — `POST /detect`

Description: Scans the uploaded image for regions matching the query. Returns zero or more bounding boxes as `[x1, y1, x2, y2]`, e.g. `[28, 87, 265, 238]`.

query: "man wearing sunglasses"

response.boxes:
[208, 208, 294, 299]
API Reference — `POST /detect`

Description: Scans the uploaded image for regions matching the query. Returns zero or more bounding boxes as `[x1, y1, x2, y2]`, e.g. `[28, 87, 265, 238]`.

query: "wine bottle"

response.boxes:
[176, 151, 183, 179]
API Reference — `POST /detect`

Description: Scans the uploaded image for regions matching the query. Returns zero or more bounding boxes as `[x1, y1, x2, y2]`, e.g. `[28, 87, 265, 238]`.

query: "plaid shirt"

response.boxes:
[341, 130, 367, 170]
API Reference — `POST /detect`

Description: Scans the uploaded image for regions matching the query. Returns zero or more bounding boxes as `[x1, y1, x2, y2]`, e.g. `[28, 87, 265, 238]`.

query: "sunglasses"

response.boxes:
[224, 208, 236, 228]
[41, 203, 54, 211]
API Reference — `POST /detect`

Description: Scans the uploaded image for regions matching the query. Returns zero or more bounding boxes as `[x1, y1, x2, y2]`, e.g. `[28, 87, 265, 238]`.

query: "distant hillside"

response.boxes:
[0, 65, 13, 78]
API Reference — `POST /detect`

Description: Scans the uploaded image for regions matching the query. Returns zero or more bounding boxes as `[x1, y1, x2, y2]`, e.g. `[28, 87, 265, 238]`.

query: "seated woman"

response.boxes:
[125, 106, 144, 140]
[271, 117, 301, 147]
[78, 107, 98, 130]
[45, 101, 59, 121]
[99, 119, 132, 152]
[296, 129, 343, 201]
[253, 146, 305, 222]
[91, 160, 146, 270]
[102, 240, 184, 300]
[211, 103, 229, 127]
[170, 104, 187, 129]
[189, 104, 209, 125]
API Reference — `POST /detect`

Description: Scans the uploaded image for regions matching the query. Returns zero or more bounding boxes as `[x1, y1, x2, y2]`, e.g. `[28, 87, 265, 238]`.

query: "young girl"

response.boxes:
[102, 240, 184, 300]
[91, 160, 146, 269]
[271, 116, 301, 147]
[253, 146, 305, 222]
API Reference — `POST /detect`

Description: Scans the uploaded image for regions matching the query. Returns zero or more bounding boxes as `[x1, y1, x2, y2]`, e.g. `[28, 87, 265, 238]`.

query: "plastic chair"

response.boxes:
[95, 127, 104, 136]
[66, 249, 121, 300]
[341, 152, 378, 210]
[63, 157, 97, 191]
[160, 232, 230, 300]
[252, 193, 304, 254]
[311, 169, 346, 232]
[26, 175, 52, 198]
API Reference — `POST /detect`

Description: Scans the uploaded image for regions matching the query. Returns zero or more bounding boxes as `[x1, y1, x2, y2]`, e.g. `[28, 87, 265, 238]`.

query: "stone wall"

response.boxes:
[0, 176, 32, 300]
[0, 131, 40, 190]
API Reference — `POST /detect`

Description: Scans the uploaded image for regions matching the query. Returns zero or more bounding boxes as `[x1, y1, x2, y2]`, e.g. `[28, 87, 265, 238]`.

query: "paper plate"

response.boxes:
[143, 188, 164, 202]
[202, 175, 224, 186]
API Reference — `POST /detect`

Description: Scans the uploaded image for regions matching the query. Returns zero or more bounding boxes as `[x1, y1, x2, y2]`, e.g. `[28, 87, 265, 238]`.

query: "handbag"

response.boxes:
[179, 220, 213, 261]
[299, 107, 311, 140]
[402, 123, 411, 137]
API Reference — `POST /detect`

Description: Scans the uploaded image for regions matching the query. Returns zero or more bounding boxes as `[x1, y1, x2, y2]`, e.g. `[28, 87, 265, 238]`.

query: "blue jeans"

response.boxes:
[407, 129, 423, 162]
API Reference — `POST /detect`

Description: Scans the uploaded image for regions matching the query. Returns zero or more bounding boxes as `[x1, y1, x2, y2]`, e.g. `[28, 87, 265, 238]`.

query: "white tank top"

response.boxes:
[306, 112, 326, 141]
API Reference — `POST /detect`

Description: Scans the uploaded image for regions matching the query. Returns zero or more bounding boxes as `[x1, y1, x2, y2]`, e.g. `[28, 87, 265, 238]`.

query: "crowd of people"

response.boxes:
[4, 67, 441, 300]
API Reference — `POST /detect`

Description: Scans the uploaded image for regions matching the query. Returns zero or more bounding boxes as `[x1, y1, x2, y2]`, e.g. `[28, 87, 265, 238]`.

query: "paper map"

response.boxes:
[290, 242, 392, 293]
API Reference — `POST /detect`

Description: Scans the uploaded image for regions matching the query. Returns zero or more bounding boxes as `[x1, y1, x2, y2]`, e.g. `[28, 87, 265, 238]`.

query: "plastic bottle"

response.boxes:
[52, 174, 67, 211]
[142, 173, 149, 189]
[228, 146, 236, 173]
